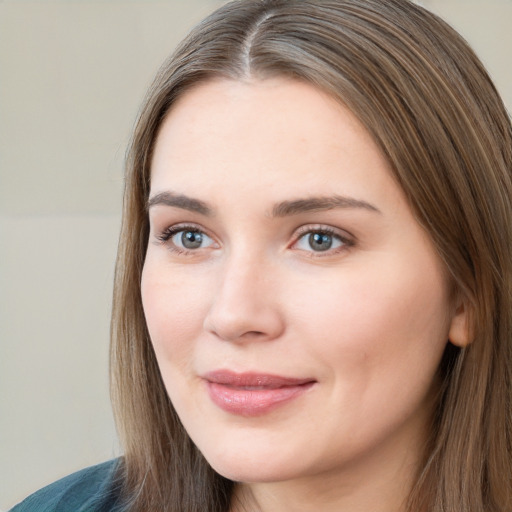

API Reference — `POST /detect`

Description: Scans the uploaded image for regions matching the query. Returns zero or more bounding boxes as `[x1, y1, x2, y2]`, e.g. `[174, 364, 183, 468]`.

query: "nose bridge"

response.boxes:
[203, 247, 284, 342]
[221, 248, 262, 296]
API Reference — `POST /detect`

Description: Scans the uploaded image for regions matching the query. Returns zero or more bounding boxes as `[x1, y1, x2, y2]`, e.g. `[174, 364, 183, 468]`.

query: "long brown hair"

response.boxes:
[110, 1, 512, 510]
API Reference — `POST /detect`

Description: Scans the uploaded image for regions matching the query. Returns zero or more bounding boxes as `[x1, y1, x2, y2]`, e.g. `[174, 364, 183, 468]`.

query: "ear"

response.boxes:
[448, 298, 472, 348]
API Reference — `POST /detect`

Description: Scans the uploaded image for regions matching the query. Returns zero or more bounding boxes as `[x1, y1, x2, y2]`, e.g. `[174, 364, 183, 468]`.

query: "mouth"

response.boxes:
[202, 370, 316, 417]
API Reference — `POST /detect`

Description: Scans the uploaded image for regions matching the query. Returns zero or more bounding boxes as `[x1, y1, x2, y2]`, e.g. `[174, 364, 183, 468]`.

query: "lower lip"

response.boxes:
[206, 381, 314, 416]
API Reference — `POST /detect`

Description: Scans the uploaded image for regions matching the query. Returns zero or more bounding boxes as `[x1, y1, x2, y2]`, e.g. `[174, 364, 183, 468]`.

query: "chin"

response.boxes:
[200, 445, 307, 483]
[210, 461, 293, 484]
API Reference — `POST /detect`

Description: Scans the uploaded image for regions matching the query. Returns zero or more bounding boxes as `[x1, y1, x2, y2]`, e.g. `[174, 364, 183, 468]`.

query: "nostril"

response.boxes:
[204, 311, 284, 343]
[202, 279, 285, 342]
[241, 331, 266, 338]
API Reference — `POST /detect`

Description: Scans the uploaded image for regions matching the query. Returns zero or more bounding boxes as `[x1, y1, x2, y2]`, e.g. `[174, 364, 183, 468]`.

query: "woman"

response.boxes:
[11, 0, 512, 511]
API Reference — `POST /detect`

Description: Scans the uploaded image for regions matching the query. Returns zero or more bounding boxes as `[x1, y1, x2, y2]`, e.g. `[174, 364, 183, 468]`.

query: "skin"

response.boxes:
[141, 78, 468, 512]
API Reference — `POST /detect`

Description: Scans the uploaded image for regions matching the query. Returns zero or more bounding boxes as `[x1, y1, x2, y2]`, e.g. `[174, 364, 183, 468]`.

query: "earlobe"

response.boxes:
[448, 300, 472, 348]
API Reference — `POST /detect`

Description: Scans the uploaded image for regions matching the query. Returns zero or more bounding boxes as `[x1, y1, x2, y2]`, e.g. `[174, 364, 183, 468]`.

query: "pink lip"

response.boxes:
[203, 370, 316, 417]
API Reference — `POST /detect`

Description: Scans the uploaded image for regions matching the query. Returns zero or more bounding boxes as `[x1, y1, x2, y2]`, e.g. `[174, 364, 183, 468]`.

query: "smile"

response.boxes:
[203, 370, 316, 417]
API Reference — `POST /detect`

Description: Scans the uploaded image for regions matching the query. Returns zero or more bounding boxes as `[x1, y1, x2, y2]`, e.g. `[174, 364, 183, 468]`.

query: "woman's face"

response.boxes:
[142, 78, 466, 487]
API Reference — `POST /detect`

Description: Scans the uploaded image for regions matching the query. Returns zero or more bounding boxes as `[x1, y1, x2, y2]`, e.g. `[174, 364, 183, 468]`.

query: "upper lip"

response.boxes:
[203, 370, 315, 388]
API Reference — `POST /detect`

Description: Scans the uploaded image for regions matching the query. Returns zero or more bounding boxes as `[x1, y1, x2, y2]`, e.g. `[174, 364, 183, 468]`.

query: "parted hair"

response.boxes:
[110, 1, 512, 510]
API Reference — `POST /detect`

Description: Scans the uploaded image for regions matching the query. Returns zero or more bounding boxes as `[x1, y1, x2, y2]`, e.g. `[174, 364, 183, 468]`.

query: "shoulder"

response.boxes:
[9, 459, 122, 512]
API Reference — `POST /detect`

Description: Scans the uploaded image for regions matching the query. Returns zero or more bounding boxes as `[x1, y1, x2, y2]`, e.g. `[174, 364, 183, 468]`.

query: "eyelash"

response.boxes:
[156, 223, 214, 255]
[155, 224, 354, 257]
[157, 224, 199, 243]
[292, 225, 354, 256]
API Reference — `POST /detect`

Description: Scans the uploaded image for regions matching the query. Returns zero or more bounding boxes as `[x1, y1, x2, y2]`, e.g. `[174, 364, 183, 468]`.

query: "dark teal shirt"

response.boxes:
[9, 460, 122, 512]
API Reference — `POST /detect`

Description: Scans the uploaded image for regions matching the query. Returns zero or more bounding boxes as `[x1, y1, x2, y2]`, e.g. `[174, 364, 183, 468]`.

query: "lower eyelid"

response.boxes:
[295, 234, 344, 249]
[173, 230, 214, 248]
[154, 224, 221, 256]
[153, 223, 353, 254]
[291, 227, 355, 254]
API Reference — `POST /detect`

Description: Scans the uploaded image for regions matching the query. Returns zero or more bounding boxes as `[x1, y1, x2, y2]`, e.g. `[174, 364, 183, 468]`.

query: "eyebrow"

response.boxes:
[147, 191, 380, 217]
[271, 195, 381, 217]
[147, 191, 212, 216]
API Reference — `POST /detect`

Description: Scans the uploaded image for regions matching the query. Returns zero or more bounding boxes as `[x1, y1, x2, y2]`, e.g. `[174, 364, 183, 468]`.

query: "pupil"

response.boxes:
[182, 231, 203, 249]
[309, 232, 332, 251]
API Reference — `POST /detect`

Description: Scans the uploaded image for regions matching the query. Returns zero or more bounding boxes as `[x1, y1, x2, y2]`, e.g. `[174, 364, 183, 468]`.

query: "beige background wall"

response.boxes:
[1, 1, 510, 510]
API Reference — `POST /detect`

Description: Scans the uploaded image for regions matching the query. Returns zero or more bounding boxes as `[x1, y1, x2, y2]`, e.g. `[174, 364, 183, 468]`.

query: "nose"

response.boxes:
[203, 253, 285, 343]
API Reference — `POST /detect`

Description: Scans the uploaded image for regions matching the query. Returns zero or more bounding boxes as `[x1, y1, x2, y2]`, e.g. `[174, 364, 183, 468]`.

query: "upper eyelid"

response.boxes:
[156, 222, 209, 235]
[292, 224, 354, 240]
[154, 222, 214, 244]
[153, 221, 354, 245]
[290, 225, 355, 253]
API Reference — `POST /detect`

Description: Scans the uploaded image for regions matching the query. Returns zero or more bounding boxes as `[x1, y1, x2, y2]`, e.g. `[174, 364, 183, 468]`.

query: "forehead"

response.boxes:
[149, 78, 402, 213]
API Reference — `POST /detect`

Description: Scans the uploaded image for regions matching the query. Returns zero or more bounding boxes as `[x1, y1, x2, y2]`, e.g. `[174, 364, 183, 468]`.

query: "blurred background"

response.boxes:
[1, 0, 510, 509]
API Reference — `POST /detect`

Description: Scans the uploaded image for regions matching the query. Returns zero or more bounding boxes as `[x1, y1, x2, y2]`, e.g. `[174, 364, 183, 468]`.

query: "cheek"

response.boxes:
[284, 259, 452, 458]
[291, 255, 451, 393]
[141, 262, 209, 366]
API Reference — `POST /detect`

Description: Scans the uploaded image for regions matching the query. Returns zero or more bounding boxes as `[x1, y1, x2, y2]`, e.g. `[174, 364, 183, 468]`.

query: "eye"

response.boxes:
[175, 230, 213, 249]
[157, 225, 215, 252]
[293, 228, 351, 254]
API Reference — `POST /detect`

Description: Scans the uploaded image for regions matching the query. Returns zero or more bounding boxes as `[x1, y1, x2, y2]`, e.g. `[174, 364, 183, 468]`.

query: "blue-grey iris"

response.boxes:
[182, 231, 203, 249]
[309, 232, 333, 251]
